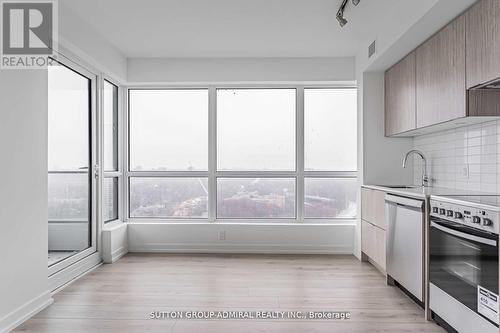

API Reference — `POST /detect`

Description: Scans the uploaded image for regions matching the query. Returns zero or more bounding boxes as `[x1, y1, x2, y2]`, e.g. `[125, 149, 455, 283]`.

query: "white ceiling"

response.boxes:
[62, 0, 439, 58]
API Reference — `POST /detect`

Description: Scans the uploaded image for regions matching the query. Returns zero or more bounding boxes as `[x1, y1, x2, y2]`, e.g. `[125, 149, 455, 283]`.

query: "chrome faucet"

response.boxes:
[403, 150, 429, 187]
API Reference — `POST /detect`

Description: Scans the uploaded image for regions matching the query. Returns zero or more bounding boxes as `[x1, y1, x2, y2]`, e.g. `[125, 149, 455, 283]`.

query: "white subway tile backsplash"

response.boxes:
[413, 120, 500, 193]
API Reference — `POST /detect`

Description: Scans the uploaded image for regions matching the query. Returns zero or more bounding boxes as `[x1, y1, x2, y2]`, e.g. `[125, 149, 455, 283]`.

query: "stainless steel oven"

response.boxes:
[429, 196, 499, 333]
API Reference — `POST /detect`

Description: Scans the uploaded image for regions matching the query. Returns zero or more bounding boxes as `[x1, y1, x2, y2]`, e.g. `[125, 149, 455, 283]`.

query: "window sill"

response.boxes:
[125, 219, 356, 226]
[103, 220, 126, 231]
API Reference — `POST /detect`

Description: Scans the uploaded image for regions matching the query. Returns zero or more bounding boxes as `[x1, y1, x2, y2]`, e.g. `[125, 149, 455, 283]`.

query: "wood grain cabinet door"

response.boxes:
[416, 15, 466, 128]
[361, 188, 373, 222]
[372, 190, 386, 230]
[361, 220, 375, 259]
[374, 226, 386, 271]
[384, 52, 416, 136]
[466, 0, 500, 88]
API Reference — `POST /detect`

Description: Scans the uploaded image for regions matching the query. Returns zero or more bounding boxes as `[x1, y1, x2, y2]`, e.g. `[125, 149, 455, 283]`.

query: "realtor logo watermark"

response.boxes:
[1, 0, 57, 68]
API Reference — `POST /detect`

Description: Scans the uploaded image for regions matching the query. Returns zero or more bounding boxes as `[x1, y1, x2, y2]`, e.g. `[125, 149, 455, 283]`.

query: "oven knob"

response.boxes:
[447, 210, 454, 217]
[454, 212, 463, 219]
[483, 218, 493, 227]
[472, 216, 481, 224]
[432, 207, 438, 213]
[439, 208, 446, 215]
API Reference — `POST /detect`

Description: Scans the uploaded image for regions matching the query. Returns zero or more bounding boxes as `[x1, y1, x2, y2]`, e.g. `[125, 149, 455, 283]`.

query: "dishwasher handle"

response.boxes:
[385, 194, 424, 210]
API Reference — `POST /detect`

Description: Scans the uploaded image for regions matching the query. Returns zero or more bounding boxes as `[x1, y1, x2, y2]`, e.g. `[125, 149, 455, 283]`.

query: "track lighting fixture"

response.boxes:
[336, 14, 347, 27]
[336, 0, 360, 27]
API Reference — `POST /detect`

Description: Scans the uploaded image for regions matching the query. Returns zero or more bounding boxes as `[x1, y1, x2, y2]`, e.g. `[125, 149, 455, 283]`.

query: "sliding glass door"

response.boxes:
[47, 57, 97, 275]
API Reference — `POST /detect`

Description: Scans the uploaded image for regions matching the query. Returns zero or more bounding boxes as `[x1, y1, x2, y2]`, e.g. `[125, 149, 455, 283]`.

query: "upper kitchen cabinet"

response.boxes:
[416, 15, 466, 128]
[466, 0, 500, 88]
[384, 51, 416, 136]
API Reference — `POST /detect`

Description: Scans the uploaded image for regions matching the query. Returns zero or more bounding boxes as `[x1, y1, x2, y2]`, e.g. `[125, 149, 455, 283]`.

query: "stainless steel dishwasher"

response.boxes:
[385, 194, 424, 302]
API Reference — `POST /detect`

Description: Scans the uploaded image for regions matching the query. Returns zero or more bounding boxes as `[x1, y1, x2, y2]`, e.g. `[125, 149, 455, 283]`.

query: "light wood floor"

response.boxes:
[15, 254, 445, 333]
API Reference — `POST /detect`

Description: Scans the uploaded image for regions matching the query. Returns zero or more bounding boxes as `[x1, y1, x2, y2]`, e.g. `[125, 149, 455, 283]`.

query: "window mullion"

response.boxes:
[296, 86, 305, 222]
[208, 86, 217, 222]
[123, 88, 130, 221]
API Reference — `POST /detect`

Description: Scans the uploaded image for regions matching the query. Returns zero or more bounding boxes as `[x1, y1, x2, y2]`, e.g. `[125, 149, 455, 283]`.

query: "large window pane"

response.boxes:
[217, 178, 296, 218]
[48, 65, 89, 171]
[103, 80, 118, 171]
[129, 90, 208, 171]
[304, 178, 357, 219]
[103, 177, 118, 222]
[48, 62, 92, 267]
[304, 89, 357, 171]
[48, 174, 89, 221]
[217, 89, 295, 171]
[129, 178, 208, 218]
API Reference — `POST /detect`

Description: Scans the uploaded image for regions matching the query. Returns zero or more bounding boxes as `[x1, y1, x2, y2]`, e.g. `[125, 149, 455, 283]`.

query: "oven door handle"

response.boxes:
[431, 221, 497, 247]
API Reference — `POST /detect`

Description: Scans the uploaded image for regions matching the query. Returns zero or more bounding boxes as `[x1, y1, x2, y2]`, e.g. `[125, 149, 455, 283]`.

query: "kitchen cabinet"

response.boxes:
[361, 188, 386, 272]
[362, 220, 386, 272]
[361, 188, 386, 230]
[416, 15, 466, 128]
[466, 0, 500, 88]
[384, 51, 416, 136]
[384, 0, 500, 137]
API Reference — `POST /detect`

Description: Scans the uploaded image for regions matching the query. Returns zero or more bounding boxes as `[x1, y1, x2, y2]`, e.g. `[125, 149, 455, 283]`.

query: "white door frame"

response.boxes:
[47, 51, 101, 280]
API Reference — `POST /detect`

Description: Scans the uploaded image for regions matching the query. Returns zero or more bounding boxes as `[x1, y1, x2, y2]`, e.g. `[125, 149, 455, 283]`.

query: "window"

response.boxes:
[217, 89, 295, 171]
[303, 88, 357, 219]
[103, 80, 118, 172]
[127, 87, 357, 222]
[103, 80, 121, 223]
[103, 177, 118, 222]
[304, 178, 357, 218]
[130, 178, 208, 218]
[217, 178, 296, 218]
[129, 89, 208, 171]
[304, 88, 357, 171]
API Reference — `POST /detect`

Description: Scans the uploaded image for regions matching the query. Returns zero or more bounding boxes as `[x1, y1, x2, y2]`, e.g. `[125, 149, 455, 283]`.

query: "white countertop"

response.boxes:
[362, 184, 493, 200]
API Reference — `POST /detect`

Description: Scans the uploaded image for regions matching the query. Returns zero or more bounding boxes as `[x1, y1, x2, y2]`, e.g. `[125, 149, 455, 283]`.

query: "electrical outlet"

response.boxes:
[462, 164, 469, 179]
[218, 231, 226, 241]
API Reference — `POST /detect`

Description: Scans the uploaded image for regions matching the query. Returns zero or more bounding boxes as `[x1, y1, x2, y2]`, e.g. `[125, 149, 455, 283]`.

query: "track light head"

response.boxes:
[337, 0, 359, 27]
[336, 14, 347, 27]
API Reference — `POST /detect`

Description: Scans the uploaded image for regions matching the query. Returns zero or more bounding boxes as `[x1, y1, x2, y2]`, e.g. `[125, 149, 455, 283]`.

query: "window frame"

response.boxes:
[101, 77, 123, 224]
[124, 84, 357, 224]
[47, 53, 99, 276]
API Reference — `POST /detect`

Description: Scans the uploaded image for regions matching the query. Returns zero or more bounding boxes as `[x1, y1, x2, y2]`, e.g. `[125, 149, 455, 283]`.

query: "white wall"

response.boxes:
[127, 57, 355, 84]
[102, 222, 128, 263]
[128, 223, 354, 254]
[58, 2, 127, 83]
[0, 69, 52, 332]
[359, 0, 476, 72]
[413, 120, 500, 193]
[361, 72, 413, 186]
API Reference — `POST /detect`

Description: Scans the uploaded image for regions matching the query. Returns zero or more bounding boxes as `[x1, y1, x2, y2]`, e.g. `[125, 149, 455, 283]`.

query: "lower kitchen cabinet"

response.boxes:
[362, 220, 386, 272]
[361, 187, 387, 273]
[361, 188, 386, 229]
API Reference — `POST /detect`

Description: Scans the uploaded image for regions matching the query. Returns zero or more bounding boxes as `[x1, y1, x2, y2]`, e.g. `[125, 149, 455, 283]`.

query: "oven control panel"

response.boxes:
[430, 200, 499, 235]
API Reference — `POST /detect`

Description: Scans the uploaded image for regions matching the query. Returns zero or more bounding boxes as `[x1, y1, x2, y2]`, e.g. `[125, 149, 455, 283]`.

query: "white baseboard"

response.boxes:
[49, 252, 102, 291]
[110, 246, 128, 262]
[130, 243, 353, 254]
[0, 291, 53, 333]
